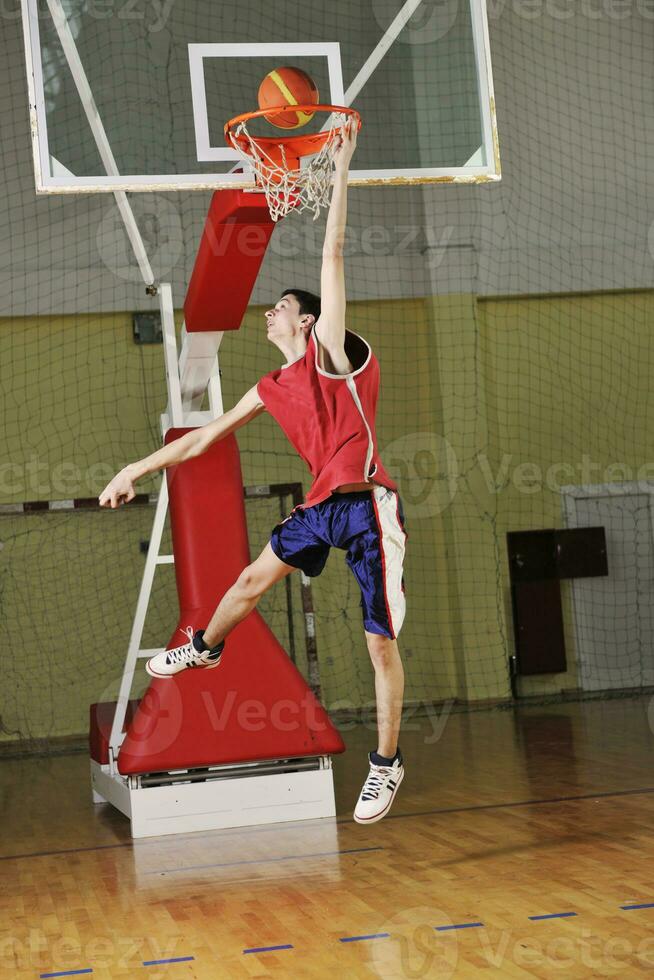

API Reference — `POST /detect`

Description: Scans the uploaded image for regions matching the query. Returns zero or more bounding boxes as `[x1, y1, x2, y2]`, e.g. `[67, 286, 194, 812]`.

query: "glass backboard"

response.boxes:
[21, 0, 500, 193]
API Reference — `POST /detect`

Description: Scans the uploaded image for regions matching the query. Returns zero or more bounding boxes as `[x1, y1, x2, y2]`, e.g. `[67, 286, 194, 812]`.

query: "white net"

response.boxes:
[228, 111, 351, 221]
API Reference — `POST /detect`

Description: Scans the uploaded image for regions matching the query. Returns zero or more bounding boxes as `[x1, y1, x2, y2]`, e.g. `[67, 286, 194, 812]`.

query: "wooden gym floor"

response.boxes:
[2, 695, 654, 979]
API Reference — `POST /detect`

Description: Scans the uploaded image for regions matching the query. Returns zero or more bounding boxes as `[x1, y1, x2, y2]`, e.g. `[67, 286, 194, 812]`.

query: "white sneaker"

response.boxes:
[353, 752, 404, 824]
[145, 626, 224, 679]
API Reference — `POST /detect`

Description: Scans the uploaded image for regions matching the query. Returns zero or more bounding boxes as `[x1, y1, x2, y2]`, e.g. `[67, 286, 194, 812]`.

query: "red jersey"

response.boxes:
[256, 324, 398, 508]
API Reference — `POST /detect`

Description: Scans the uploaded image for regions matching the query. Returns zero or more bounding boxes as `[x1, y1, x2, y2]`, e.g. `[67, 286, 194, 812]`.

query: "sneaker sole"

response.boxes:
[145, 659, 222, 679]
[353, 766, 404, 824]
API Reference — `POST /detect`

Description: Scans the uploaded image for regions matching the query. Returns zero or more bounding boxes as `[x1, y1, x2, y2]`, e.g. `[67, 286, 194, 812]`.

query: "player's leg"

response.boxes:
[202, 542, 297, 646]
[146, 542, 297, 678]
[147, 505, 329, 678]
[364, 629, 405, 760]
[340, 486, 408, 822]
[351, 627, 406, 824]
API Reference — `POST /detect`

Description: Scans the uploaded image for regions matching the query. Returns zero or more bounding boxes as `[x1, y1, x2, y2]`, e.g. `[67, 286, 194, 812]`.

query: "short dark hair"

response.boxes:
[281, 288, 321, 325]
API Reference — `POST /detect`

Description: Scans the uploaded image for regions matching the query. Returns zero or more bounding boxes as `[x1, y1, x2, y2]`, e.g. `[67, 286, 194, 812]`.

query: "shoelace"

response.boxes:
[361, 764, 394, 801]
[165, 625, 199, 665]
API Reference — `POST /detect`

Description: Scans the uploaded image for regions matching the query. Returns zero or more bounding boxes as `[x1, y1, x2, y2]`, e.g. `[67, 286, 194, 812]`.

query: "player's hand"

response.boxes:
[98, 466, 137, 509]
[333, 119, 357, 172]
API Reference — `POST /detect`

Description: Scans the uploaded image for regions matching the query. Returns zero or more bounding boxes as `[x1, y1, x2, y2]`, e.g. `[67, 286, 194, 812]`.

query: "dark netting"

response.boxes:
[2, 0, 654, 750]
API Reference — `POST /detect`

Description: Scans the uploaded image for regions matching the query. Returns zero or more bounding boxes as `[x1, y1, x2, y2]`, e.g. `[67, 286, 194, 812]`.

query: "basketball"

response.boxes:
[257, 66, 319, 129]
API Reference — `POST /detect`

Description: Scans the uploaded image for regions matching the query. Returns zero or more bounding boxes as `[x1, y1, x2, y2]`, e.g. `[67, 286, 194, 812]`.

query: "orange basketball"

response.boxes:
[257, 66, 319, 130]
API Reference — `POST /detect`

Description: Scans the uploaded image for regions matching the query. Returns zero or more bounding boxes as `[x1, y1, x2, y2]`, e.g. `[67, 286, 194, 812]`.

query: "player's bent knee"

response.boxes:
[234, 567, 264, 599]
[369, 649, 398, 671]
[365, 631, 400, 667]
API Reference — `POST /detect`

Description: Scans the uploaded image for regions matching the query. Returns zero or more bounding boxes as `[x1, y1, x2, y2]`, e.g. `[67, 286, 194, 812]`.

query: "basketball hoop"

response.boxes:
[225, 105, 361, 221]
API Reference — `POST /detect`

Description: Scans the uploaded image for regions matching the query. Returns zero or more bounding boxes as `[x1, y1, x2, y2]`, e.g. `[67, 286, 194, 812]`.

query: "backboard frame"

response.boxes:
[21, 0, 501, 194]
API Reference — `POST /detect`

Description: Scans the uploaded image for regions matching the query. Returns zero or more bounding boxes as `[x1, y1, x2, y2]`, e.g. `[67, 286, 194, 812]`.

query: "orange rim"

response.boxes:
[225, 105, 361, 159]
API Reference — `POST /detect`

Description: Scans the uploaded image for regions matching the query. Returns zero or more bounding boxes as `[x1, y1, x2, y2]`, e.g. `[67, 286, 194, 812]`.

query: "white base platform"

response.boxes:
[90, 756, 337, 838]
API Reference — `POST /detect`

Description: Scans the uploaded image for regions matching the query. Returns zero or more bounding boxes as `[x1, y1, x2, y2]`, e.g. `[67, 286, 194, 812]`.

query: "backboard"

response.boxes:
[21, 0, 500, 193]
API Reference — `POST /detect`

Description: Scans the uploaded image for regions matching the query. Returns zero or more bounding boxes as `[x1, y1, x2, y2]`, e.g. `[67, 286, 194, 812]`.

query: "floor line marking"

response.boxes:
[39, 970, 93, 978]
[334, 785, 654, 825]
[142, 956, 195, 966]
[528, 912, 577, 920]
[436, 922, 484, 931]
[146, 845, 383, 875]
[243, 944, 293, 953]
[7, 787, 654, 864]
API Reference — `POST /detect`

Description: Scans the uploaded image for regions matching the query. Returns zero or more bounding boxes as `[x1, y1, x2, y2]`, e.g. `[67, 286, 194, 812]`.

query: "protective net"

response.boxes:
[2, 1, 654, 752]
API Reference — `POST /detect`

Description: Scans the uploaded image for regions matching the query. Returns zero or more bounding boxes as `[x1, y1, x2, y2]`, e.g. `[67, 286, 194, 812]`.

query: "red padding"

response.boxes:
[183, 190, 275, 333]
[117, 431, 344, 775]
[89, 700, 140, 765]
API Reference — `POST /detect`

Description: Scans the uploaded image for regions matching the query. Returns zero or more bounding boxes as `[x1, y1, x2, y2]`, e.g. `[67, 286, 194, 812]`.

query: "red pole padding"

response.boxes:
[117, 430, 344, 775]
[183, 189, 275, 332]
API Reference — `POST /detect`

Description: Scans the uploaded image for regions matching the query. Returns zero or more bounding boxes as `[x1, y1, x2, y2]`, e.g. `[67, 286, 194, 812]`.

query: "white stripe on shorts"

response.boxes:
[372, 485, 407, 637]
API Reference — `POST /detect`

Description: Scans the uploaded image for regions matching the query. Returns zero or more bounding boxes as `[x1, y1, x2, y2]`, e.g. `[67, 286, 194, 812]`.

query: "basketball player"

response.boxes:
[99, 123, 408, 824]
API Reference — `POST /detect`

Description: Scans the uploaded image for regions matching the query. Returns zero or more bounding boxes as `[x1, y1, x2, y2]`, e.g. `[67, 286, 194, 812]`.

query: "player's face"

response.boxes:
[265, 294, 301, 339]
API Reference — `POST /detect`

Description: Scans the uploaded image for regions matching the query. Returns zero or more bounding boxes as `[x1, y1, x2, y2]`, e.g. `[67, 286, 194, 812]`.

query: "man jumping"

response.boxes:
[99, 124, 408, 824]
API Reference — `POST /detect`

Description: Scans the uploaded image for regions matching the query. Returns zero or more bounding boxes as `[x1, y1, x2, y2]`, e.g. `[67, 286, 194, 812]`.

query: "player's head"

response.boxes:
[265, 289, 321, 344]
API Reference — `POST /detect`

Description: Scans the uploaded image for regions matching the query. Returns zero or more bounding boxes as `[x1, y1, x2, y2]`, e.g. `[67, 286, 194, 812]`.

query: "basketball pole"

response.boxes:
[35, 0, 246, 794]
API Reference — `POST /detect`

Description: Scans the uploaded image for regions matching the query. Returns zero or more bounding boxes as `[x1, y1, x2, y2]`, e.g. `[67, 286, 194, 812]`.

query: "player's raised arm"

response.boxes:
[98, 384, 265, 509]
[316, 122, 358, 354]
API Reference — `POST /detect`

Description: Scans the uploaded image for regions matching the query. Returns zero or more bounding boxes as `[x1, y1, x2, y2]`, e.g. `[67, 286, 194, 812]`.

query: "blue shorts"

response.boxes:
[270, 485, 408, 639]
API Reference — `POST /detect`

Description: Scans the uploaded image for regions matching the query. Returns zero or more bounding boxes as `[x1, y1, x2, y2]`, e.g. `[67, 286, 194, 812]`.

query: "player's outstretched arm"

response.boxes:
[316, 122, 358, 353]
[98, 384, 265, 509]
